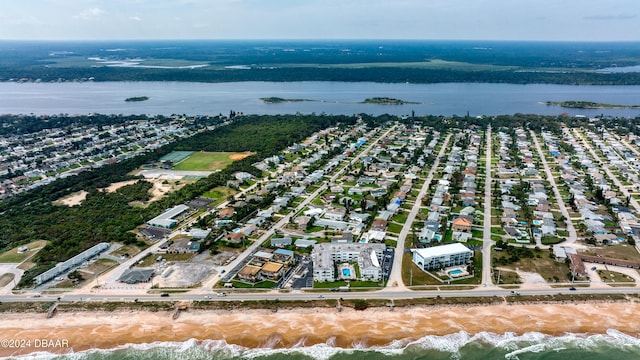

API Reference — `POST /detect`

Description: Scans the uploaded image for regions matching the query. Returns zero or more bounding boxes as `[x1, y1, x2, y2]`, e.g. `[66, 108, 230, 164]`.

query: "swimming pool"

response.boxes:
[449, 269, 463, 275]
[342, 269, 351, 277]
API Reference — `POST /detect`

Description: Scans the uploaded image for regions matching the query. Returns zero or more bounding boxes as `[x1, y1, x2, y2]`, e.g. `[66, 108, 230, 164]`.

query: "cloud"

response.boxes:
[583, 14, 637, 20]
[130, 16, 142, 21]
[0, 15, 42, 25]
[74, 7, 106, 20]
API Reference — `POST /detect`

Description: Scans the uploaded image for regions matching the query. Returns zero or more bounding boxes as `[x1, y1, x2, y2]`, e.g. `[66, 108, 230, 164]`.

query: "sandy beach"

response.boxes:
[1, 301, 639, 357]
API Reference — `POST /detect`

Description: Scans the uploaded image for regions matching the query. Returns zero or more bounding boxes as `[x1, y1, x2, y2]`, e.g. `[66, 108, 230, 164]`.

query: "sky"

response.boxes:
[0, 0, 639, 41]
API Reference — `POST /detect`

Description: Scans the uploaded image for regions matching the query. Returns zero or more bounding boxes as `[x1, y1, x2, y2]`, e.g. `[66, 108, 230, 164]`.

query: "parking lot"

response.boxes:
[139, 226, 172, 241]
[154, 261, 215, 288]
[289, 255, 314, 289]
[381, 247, 395, 283]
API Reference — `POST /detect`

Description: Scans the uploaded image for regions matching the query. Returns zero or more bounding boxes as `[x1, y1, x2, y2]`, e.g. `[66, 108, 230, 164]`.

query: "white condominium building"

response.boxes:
[412, 243, 473, 271]
[312, 243, 386, 282]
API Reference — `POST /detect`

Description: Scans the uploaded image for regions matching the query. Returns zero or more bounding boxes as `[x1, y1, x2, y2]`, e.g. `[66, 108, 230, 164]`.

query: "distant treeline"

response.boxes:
[4, 66, 640, 85]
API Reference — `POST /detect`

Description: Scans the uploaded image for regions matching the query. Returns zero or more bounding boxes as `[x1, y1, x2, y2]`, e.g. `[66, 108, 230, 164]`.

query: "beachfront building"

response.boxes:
[411, 243, 473, 271]
[261, 262, 285, 280]
[147, 204, 189, 228]
[118, 269, 154, 284]
[35, 242, 111, 284]
[312, 243, 386, 282]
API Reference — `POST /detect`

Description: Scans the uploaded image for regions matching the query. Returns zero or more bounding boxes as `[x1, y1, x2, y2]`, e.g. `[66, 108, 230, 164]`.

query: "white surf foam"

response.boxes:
[11, 330, 640, 360]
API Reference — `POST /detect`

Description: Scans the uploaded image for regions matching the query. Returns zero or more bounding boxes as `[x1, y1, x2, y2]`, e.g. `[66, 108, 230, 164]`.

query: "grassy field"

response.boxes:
[313, 280, 380, 288]
[0, 240, 48, 263]
[111, 244, 144, 259]
[496, 251, 571, 283]
[233, 280, 277, 289]
[401, 253, 442, 286]
[80, 258, 118, 276]
[496, 269, 521, 285]
[202, 186, 238, 205]
[597, 270, 636, 286]
[0, 273, 15, 287]
[585, 244, 640, 262]
[296, 59, 517, 71]
[138, 252, 195, 267]
[42, 56, 214, 69]
[173, 151, 254, 171]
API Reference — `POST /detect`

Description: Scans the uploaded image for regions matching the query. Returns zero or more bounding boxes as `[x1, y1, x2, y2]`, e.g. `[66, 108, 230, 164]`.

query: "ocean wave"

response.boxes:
[11, 330, 640, 360]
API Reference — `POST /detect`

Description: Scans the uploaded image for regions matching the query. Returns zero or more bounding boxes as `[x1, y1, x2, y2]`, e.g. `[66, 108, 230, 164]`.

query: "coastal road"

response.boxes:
[481, 126, 495, 287]
[4, 286, 640, 304]
[530, 130, 578, 244]
[388, 132, 451, 290]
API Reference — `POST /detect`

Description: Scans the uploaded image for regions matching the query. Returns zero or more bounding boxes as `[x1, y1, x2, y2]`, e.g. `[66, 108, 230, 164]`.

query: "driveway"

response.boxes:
[0, 264, 24, 294]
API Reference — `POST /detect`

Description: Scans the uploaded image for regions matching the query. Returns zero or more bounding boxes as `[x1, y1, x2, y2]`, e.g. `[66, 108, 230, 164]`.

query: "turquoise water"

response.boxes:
[342, 269, 351, 277]
[450, 269, 463, 275]
[14, 330, 640, 360]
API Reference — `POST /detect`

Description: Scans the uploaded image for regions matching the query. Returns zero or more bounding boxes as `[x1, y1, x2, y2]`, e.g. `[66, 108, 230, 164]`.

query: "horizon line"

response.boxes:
[1, 38, 640, 43]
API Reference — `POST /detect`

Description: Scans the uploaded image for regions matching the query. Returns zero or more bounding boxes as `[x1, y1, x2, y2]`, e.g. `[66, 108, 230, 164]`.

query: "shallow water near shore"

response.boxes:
[13, 330, 640, 360]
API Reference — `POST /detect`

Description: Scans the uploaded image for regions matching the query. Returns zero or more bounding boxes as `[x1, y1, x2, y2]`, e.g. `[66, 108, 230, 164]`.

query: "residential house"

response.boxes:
[237, 264, 262, 283]
[270, 236, 293, 248]
[261, 262, 285, 280]
[452, 217, 473, 232]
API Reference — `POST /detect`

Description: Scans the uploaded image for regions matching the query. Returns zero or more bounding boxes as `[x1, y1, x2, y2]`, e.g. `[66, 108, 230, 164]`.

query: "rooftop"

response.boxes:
[413, 243, 472, 258]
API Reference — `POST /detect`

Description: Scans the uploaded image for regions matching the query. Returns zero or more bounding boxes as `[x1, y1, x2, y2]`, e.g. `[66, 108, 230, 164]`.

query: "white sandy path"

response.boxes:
[102, 180, 139, 193]
[58, 190, 88, 206]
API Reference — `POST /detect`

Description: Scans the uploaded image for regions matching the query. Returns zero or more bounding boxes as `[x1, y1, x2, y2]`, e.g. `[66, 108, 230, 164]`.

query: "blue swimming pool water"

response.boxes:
[450, 269, 463, 275]
[342, 269, 351, 277]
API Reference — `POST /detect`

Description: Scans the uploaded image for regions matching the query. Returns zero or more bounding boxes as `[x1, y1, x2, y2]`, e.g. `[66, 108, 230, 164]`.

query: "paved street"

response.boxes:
[530, 130, 578, 244]
[4, 286, 640, 304]
[388, 133, 452, 290]
[481, 126, 495, 287]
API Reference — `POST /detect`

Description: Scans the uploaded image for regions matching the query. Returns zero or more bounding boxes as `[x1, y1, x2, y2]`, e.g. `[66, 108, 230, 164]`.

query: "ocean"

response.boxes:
[14, 330, 640, 360]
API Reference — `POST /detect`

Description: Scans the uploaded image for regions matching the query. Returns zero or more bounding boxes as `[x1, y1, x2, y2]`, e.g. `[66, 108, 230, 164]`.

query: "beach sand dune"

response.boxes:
[0, 303, 638, 357]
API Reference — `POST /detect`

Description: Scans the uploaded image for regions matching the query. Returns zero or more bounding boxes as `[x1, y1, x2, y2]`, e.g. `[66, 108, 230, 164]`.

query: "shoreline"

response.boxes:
[2, 301, 640, 357]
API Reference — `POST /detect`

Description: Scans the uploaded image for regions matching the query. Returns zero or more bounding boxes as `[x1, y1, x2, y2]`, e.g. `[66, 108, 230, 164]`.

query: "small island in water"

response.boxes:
[544, 100, 640, 109]
[361, 97, 419, 105]
[260, 97, 312, 104]
[125, 96, 149, 102]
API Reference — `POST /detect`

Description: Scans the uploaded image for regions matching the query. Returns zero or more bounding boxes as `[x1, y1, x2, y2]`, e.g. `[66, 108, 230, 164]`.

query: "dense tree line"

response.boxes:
[174, 114, 355, 156]
[5, 65, 640, 85]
